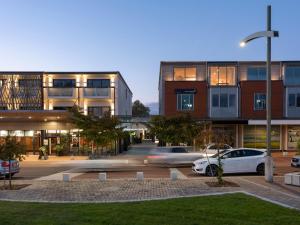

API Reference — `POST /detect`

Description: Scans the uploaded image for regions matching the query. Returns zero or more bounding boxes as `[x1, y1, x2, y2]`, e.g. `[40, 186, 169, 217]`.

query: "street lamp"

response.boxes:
[240, 5, 279, 183]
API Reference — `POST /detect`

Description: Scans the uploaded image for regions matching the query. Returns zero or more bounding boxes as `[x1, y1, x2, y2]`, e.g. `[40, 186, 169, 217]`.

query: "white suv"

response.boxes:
[193, 148, 266, 176]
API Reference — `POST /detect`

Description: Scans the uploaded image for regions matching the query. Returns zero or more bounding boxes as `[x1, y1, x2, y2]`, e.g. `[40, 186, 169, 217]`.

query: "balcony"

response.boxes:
[47, 88, 76, 98]
[83, 88, 111, 98]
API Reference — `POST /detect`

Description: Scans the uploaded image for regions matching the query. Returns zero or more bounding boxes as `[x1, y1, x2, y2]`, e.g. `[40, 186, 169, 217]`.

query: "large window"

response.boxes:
[288, 126, 300, 150]
[288, 93, 300, 107]
[212, 93, 236, 108]
[174, 67, 196, 81]
[177, 93, 194, 111]
[210, 66, 236, 85]
[254, 93, 266, 110]
[53, 79, 76, 88]
[247, 67, 266, 80]
[18, 79, 40, 87]
[244, 125, 280, 149]
[87, 79, 110, 88]
[88, 106, 110, 117]
[285, 66, 300, 85]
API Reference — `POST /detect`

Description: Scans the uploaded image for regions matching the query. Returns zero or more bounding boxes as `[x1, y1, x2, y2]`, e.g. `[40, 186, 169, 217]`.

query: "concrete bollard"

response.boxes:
[284, 173, 292, 185]
[99, 173, 107, 181]
[63, 173, 71, 182]
[292, 174, 300, 186]
[136, 172, 144, 181]
[144, 159, 148, 165]
[170, 170, 178, 181]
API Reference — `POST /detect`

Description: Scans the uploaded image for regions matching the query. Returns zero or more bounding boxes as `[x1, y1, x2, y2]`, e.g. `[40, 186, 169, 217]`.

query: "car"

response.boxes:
[147, 146, 210, 165]
[192, 148, 266, 176]
[291, 156, 300, 167]
[0, 160, 20, 178]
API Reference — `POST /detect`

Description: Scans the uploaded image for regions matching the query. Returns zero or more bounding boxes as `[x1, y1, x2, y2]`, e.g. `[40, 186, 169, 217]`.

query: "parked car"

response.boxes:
[147, 146, 210, 165]
[192, 148, 266, 176]
[291, 156, 300, 167]
[0, 160, 20, 178]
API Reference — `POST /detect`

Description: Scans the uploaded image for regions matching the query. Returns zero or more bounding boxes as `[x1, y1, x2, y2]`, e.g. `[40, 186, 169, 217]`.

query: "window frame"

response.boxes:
[176, 93, 194, 111]
[53, 79, 76, 88]
[211, 93, 236, 108]
[173, 67, 197, 81]
[209, 66, 236, 86]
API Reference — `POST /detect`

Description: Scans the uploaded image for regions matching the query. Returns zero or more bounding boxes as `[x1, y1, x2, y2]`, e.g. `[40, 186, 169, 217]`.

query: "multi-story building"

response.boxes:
[0, 71, 132, 154]
[159, 61, 300, 151]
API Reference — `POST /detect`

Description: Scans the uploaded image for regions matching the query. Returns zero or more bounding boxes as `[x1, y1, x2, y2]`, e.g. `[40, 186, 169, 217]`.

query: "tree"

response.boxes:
[69, 106, 124, 157]
[0, 136, 26, 189]
[132, 100, 150, 117]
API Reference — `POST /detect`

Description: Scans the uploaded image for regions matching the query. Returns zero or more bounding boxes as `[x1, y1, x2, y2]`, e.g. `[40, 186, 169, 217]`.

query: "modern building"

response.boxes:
[0, 71, 132, 154]
[159, 61, 300, 151]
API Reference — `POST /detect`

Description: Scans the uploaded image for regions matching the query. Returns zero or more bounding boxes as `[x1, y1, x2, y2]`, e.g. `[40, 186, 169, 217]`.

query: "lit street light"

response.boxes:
[240, 5, 279, 182]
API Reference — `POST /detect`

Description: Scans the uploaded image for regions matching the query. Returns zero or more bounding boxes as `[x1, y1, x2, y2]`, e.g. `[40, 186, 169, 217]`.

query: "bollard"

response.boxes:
[63, 173, 71, 182]
[99, 173, 107, 181]
[144, 159, 148, 165]
[136, 172, 144, 181]
[170, 170, 178, 181]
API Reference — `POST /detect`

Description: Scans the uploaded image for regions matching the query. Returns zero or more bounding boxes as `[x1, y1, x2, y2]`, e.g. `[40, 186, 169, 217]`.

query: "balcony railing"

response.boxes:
[47, 88, 75, 97]
[83, 88, 110, 98]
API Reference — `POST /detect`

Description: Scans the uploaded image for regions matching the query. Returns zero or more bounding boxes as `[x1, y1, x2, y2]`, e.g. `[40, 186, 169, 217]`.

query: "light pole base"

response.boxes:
[265, 156, 273, 182]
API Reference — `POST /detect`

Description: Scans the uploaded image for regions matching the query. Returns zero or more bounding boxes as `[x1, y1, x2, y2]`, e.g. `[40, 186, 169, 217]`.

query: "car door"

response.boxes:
[243, 149, 265, 172]
[221, 150, 245, 173]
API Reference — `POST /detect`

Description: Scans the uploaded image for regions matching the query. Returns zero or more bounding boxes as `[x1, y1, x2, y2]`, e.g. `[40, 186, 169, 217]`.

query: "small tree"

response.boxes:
[132, 100, 150, 117]
[0, 136, 26, 189]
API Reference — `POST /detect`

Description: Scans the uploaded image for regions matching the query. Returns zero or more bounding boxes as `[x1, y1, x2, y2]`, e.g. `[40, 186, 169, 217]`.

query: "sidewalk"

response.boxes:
[0, 177, 299, 210]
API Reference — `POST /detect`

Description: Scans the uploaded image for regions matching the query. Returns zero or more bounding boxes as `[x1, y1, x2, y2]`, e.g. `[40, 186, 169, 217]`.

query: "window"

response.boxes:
[220, 94, 228, 107]
[285, 66, 300, 85]
[254, 93, 266, 110]
[212, 93, 236, 108]
[18, 79, 40, 87]
[171, 147, 188, 153]
[0, 79, 5, 87]
[174, 67, 196, 81]
[298, 95, 300, 107]
[244, 150, 264, 156]
[88, 106, 110, 117]
[209, 66, 236, 85]
[289, 94, 296, 107]
[53, 79, 76, 88]
[53, 106, 72, 110]
[87, 79, 110, 88]
[177, 93, 194, 111]
[212, 94, 219, 107]
[247, 67, 266, 80]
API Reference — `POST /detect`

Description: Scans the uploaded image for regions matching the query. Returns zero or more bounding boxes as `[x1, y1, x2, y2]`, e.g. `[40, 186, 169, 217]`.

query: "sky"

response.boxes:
[0, 0, 299, 105]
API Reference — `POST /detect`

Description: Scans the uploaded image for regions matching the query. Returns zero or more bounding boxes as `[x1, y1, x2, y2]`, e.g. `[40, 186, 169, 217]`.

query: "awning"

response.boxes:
[248, 120, 300, 125]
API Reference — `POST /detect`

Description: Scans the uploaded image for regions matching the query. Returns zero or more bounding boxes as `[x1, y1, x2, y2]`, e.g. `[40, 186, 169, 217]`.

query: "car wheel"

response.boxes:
[205, 164, 218, 177]
[256, 163, 265, 176]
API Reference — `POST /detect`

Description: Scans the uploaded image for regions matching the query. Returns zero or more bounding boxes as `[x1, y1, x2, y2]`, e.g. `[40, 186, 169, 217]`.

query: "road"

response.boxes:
[8, 142, 300, 180]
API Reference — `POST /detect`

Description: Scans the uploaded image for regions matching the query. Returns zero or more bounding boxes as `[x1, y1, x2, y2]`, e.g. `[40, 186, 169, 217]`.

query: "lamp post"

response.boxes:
[240, 5, 279, 182]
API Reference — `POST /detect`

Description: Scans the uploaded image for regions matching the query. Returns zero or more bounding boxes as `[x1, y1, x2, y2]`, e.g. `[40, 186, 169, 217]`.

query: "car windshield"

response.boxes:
[210, 149, 230, 158]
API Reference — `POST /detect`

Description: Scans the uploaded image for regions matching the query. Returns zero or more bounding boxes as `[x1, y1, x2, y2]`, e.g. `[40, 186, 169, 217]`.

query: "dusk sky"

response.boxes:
[0, 0, 299, 105]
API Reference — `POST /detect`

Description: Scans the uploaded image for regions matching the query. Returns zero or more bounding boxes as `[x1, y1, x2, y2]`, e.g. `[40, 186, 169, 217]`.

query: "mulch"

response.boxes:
[205, 180, 240, 187]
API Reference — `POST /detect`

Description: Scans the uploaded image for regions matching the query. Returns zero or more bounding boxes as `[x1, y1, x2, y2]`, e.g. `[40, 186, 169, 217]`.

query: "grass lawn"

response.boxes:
[0, 193, 299, 225]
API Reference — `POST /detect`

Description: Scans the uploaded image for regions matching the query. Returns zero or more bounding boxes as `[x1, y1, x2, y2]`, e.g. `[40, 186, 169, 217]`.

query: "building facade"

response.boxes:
[159, 61, 300, 151]
[0, 71, 132, 154]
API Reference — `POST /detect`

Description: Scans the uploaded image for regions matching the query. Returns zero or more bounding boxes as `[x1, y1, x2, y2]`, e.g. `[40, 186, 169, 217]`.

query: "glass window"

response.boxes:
[174, 67, 196, 81]
[88, 106, 110, 117]
[177, 94, 194, 111]
[18, 79, 40, 87]
[87, 79, 110, 88]
[244, 150, 264, 156]
[53, 106, 72, 110]
[297, 94, 300, 107]
[289, 94, 296, 107]
[247, 67, 266, 80]
[212, 94, 219, 107]
[229, 94, 236, 107]
[220, 94, 228, 107]
[285, 66, 300, 85]
[53, 79, 76, 88]
[254, 93, 266, 110]
[209, 66, 236, 85]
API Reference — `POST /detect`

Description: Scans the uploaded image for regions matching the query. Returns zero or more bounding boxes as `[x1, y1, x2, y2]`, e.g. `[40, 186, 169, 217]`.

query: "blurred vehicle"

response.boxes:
[193, 148, 266, 176]
[0, 160, 20, 178]
[291, 156, 300, 167]
[147, 146, 210, 165]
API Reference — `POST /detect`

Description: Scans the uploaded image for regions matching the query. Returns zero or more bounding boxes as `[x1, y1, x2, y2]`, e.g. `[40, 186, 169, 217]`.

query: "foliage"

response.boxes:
[0, 136, 26, 189]
[132, 100, 150, 117]
[148, 114, 201, 146]
[69, 105, 124, 156]
[0, 194, 300, 225]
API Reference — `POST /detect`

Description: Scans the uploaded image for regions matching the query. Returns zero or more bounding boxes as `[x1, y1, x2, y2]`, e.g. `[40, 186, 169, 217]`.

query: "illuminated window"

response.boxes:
[177, 94, 194, 111]
[209, 66, 236, 85]
[174, 67, 196, 81]
[254, 93, 266, 110]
